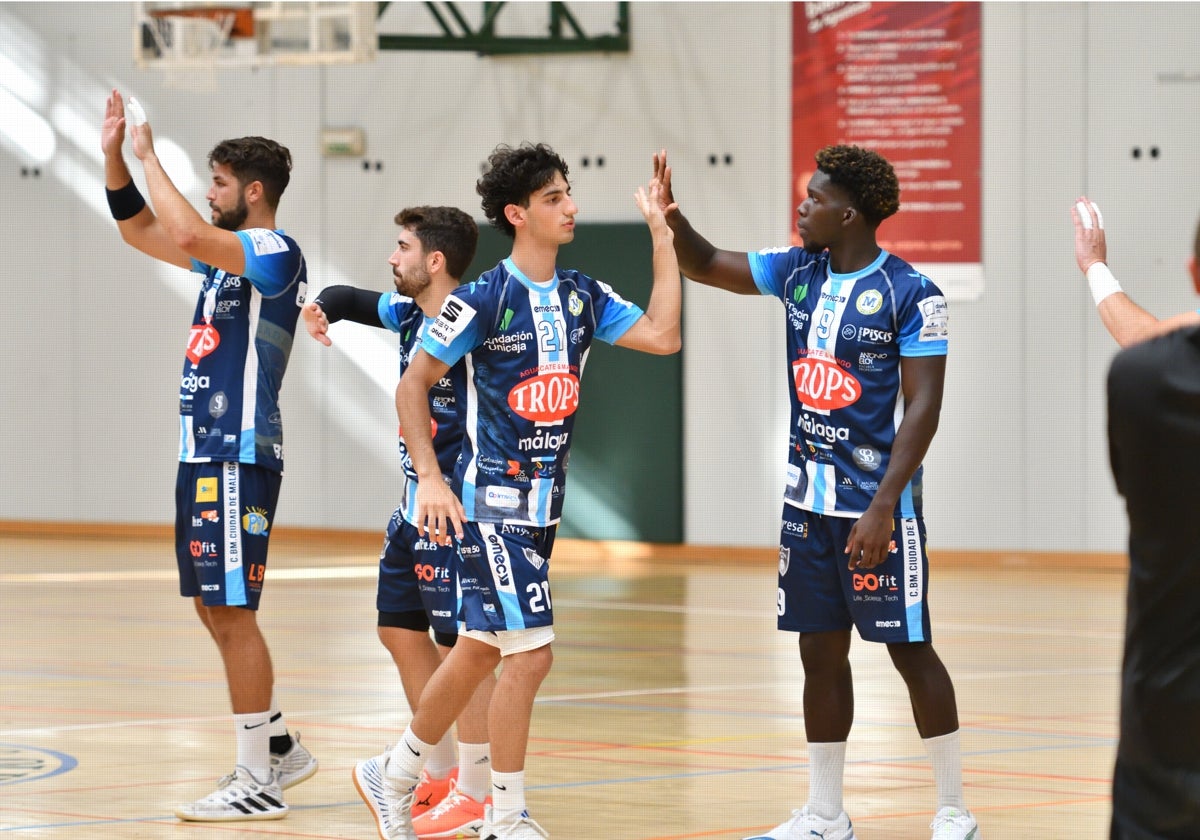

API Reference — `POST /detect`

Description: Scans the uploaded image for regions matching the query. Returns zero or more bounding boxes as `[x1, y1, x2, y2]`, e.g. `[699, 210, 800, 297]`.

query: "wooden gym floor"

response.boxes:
[0, 530, 1123, 838]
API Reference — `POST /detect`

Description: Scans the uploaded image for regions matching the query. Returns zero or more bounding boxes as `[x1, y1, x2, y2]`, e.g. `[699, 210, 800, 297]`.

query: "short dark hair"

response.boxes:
[208, 136, 292, 210]
[476, 143, 570, 238]
[814, 145, 900, 226]
[394, 206, 479, 281]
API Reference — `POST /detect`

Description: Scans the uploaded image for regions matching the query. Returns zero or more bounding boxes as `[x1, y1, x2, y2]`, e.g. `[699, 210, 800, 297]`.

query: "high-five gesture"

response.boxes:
[650, 149, 679, 218]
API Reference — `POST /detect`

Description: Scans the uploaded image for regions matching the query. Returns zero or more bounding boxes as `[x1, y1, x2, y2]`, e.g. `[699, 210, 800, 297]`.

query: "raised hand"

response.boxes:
[101, 89, 127, 158]
[129, 118, 157, 162]
[634, 179, 676, 239]
[1072, 195, 1107, 273]
[650, 149, 679, 216]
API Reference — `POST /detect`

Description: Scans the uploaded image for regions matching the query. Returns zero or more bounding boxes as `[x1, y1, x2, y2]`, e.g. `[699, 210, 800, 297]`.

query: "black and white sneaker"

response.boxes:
[271, 731, 319, 789]
[174, 766, 288, 822]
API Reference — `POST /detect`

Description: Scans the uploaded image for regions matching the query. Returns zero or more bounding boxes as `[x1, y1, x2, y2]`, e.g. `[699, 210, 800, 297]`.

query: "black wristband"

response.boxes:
[105, 180, 146, 221]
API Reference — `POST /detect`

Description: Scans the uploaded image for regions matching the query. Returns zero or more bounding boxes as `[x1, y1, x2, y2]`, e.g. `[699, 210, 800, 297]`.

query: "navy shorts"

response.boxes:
[174, 461, 281, 610]
[456, 521, 557, 633]
[378, 507, 460, 638]
[777, 504, 932, 643]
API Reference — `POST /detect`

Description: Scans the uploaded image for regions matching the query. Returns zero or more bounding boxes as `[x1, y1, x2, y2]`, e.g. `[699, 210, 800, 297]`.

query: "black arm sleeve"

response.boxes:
[313, 285, 386, 328]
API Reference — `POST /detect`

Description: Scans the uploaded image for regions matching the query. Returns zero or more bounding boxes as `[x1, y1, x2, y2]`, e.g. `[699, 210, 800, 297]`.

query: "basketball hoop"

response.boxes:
[133, 1, 376, 85]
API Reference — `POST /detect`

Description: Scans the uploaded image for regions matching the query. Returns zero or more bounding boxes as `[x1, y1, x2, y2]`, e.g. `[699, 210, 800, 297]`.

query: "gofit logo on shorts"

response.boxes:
[852, 572, 899, 591]
[507, 372, 580, 422]
[792, 356, 861, 410]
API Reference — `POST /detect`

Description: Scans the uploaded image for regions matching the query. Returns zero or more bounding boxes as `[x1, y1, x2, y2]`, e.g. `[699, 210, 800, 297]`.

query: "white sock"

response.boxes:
[233, 712, 272, 781]
[806, 741, 847, 820]
[924, 730, 965, 810]
[457, 741, 491, 802]
[387, 726, 433, 783]
[490, 769, 527, 823]
[425, 732, 457, 779]
[268, 692, 288, 739]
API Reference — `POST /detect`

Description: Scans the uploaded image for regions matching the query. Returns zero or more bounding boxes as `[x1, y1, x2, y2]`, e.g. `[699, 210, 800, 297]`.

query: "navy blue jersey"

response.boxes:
[377, 292, 466, 524]
[181, 228, 306, 472]
[749, 248, 948, 517]
[417, 258, 644, 526]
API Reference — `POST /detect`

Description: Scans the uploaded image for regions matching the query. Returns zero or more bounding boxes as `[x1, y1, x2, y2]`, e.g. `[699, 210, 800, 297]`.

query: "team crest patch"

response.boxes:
[567, 291, 583, 316]
[522, 547, 547, 570]
[242, 507, 270, 536]
[779, 546, 790, 576]
[856, 289, 883, 315]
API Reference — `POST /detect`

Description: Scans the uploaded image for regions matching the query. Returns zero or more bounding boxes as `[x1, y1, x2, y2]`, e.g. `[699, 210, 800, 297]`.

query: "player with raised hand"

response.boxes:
[652, 146, 978, 840]
[302, 207, 498, 838]
[1072, 196, 1200, 347]
[101, 90, 315, 822]
[353, 143, 680, 840]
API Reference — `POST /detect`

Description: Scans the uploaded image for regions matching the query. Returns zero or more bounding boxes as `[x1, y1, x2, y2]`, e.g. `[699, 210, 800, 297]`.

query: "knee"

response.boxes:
[505, 644, 553, 681]
[798, 631, 851, 673]
[205, 605, 257, 644]
[886, 641, 937, 676]
[454, 637, 504, 675]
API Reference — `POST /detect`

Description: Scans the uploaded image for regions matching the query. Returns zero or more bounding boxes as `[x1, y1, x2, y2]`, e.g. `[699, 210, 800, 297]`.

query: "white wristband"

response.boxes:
[1086, 262, 1122, 306]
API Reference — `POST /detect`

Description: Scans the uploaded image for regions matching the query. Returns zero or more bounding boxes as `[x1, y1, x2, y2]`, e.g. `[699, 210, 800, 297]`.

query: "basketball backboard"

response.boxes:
[133, 2, 377, 72]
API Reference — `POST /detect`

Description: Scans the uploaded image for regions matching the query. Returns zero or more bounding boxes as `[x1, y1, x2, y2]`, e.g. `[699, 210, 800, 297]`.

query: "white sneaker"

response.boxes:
[930, 807, 979, 840]
[481, 804, 549, 840]
[174, 766, 288, 822]
[743, 806, 856, 840]
[271, 731, 319, 789]
[353, 751, 419, 840]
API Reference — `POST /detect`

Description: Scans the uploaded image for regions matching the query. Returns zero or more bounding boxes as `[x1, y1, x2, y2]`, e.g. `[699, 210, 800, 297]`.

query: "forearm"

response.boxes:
[640, 230, 682, 353]
[140, 153, 208, 248]
[1096, 292, 1160, 348]
[869, 407, 939, 513]
[314, 285, 385, 327]
[663, 209, 718, 278]
[104, 149, 134, 190]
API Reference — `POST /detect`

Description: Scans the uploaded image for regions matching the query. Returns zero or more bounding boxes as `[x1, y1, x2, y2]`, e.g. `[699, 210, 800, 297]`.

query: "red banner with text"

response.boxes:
[793, 2, 982, 299]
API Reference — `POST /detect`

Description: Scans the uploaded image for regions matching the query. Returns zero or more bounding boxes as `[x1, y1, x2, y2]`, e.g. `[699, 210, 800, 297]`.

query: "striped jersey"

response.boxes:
[417, 257, 644, 526]
[377, 292, 466, 525]
[748, 247, 949, 518]
[181, 228, 307, 472]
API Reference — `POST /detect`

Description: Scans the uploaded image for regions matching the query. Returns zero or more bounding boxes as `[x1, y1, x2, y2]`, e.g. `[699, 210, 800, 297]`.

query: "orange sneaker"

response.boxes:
[411, 768, 458, 818]
[412, 779, 487, 838]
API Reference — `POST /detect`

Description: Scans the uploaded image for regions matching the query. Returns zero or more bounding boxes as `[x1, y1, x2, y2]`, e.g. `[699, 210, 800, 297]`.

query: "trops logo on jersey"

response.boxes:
[507, 370, 581, 422]
[792, 353, 861, 411]
[186, 322, 220, 365]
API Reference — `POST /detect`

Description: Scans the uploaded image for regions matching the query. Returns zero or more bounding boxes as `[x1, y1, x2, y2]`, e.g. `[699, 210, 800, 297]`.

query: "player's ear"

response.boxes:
[244, 179, 264, 205]
[504, 203, 525, 230]
[426, 249, 445, 275]
[1189, 255, 1199, 295]
[843, 206, 858, 226]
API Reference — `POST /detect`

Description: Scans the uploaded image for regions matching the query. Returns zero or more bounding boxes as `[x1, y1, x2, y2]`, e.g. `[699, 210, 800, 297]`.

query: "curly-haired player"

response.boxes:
[651, 145, 978, 840]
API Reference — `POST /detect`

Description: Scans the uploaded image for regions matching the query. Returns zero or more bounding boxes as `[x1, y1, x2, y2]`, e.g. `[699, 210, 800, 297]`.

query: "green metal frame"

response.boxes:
[376, 2, 629, 55]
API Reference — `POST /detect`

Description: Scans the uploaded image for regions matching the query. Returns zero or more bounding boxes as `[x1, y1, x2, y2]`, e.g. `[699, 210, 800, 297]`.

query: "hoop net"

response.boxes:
[145, 11, 236, 91]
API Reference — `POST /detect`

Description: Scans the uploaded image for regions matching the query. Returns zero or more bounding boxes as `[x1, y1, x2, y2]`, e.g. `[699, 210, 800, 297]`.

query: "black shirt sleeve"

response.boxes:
[313, 285, 385, 328]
